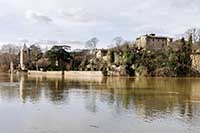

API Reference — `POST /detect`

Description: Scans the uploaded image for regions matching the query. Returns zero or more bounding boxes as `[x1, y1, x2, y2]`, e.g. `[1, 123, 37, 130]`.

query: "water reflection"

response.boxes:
[0, 74, 200, 132]
[19, 76, 200, 117]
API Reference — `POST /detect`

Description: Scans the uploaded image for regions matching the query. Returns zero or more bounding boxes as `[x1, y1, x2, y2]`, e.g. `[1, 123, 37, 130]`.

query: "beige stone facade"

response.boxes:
[191, 53, 200, 72]
[95, 49, 108, 62]
[136, 34, 173, 51]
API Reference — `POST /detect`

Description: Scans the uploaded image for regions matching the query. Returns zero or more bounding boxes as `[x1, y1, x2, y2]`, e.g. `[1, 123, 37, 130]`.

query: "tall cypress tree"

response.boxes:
[174, 37, 192, 76]
[178, 36, 193, 76]
[188, 34, 193, 54]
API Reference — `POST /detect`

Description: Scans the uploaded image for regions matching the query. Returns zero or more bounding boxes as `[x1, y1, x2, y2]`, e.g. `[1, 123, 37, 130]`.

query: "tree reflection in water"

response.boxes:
[1, 74, 200, 126]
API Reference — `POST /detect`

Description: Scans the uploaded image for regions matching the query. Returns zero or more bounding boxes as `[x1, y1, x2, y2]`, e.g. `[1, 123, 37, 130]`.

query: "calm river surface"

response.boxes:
[1, 73, 200, 133]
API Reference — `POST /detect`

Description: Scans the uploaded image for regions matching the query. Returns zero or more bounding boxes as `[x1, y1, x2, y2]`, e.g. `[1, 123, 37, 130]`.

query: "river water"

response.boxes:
[0, 73, 200, 133]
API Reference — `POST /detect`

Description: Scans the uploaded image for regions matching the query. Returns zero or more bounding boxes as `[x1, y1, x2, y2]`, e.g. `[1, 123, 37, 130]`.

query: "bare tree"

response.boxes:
[29, 44, 43, 70]
[0, 44, 20, 63]
[0, 44, 20, 71]
[1, 44, 20, 54]
[29, 44, 43, 62]
[109, 36, 124, 48]
[182, 28, 200, 43]
[85, 37, 99, 50]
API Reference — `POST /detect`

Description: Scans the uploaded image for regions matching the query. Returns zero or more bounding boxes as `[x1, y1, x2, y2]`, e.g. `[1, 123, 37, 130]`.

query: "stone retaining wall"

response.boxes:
[28, 70, 63, 77]
[28, 70, 103, 77]
[191, 53, 200, 72]
[64, 71, 103, 77]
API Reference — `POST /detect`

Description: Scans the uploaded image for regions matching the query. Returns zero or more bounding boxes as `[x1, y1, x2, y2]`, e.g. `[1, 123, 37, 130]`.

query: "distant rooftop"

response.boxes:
[136, 33, 172, 40]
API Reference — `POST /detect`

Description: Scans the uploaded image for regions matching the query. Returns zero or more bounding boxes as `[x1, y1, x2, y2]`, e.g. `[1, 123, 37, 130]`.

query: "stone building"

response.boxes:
[136, 34, 173, 51]
[96, 49, 108, 60]
[191, 53, 200, 72]
[95, 49, 110, 64]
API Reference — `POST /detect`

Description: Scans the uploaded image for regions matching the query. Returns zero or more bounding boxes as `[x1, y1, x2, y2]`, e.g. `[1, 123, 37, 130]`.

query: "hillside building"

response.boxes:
[136, 34, 173, 51]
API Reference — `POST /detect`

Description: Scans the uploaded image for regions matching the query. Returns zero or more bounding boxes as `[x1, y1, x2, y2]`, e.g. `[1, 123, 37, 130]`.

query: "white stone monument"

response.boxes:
[20, 44, 29, 70]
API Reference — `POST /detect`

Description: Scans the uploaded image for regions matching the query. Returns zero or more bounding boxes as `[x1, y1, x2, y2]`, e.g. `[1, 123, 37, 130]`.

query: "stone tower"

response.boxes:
[20, 44, 30, 70]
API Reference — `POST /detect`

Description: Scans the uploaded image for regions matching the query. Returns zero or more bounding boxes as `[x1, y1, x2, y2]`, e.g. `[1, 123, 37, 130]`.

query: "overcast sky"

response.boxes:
[0, 0, 199, 48]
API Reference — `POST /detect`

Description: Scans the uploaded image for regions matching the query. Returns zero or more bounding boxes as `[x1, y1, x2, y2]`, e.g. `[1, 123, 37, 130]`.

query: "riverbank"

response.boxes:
[28, 70, 103, 77]
[27, 70, 200, 78]
[28, 70, 104, 82]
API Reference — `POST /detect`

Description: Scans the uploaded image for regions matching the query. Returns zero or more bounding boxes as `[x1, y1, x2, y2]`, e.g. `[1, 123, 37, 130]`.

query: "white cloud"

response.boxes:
[25, 10, 52, 24]
[58, 8, 95, 23]
[0, 0, 200, 47]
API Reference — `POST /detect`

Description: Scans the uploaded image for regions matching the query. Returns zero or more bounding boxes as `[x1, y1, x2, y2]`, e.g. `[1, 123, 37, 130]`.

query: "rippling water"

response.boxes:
[0, 73, 200, 133]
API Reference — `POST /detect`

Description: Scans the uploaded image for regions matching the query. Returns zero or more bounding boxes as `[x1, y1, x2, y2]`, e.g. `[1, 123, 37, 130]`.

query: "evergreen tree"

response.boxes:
[188, 34, 193, 54]
[175, 37, 192, 76]
[45, 45, 72, 71]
